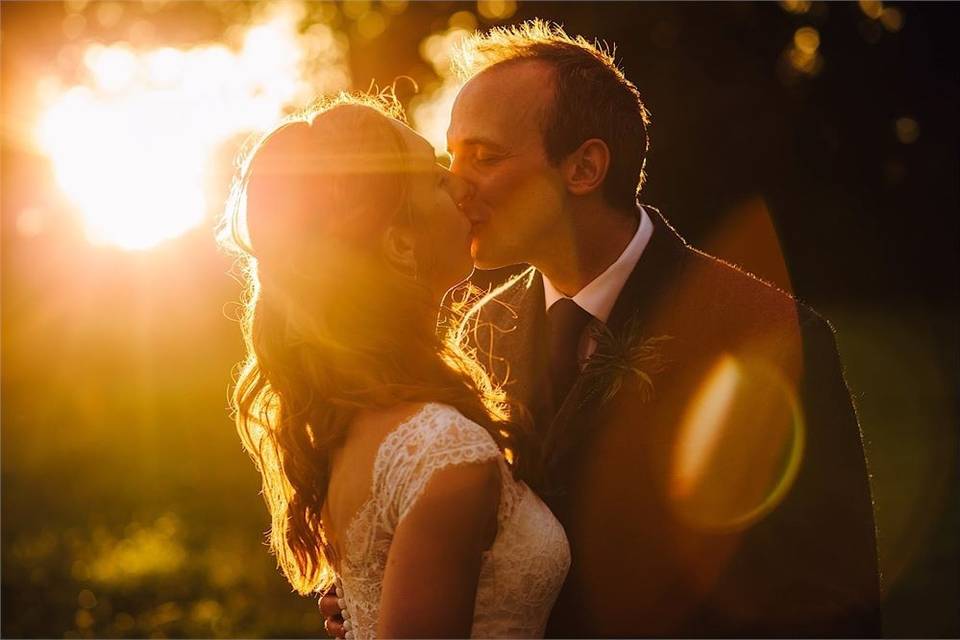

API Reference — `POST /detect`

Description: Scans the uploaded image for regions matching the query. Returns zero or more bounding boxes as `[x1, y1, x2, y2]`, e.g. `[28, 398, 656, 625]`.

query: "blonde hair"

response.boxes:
[219, 93, 532, 595]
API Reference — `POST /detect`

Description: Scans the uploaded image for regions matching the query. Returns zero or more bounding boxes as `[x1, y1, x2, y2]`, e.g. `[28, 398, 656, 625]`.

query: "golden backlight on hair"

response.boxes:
[452, 18, 615, 80]
[220, 94, 532, 595]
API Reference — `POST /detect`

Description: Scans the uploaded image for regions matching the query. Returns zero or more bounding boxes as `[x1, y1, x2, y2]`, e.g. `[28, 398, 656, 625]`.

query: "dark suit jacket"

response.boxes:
[471, 208, 881, 637]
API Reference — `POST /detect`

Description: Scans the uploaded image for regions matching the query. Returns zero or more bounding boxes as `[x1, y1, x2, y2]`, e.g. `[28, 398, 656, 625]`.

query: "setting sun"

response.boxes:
[33, 3, 350, 251]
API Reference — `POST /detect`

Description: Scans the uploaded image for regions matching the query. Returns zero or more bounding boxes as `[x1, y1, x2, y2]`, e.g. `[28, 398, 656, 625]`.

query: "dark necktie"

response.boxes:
[546, 298, 594, 410]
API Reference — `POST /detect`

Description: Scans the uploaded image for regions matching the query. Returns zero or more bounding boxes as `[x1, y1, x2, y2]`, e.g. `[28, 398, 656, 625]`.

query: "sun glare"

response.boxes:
[410, 17, 475, 154]
[35, 3, 350, 251]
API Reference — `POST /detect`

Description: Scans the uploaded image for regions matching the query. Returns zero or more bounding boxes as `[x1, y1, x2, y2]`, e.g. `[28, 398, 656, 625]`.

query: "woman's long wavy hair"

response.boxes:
[218, 93, 534, 596]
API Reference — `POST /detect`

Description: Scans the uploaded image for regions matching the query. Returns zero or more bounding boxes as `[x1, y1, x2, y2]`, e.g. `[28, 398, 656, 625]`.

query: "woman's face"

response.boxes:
[390, 121, 475, 297]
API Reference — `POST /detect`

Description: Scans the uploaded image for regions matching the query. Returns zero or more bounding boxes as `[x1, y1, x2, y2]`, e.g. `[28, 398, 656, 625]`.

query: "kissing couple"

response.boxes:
[221, 20, 881, 639]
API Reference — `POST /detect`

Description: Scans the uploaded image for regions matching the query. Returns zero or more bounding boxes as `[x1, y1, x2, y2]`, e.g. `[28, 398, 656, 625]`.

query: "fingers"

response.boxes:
[319, 594, 342, 617]
[324, 617, 346, 639]
[319, 593, 347, 639]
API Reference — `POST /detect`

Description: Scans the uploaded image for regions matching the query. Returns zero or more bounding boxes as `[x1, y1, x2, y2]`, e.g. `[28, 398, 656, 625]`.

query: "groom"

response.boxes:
[325, 21, 881, 637]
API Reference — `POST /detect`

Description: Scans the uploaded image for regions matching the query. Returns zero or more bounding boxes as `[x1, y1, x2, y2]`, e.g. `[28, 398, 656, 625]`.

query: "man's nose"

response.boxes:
[449, 155, 474, 182]
[448, 171, 475, 208]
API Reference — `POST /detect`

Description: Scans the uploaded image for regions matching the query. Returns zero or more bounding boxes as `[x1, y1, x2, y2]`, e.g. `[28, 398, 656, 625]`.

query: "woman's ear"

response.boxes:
[561, 138, 611, 197]
[381, 224, 418, 277]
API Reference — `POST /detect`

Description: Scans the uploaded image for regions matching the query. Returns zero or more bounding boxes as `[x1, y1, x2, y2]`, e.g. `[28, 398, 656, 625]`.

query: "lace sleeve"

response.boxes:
[373, 404, 503, 534]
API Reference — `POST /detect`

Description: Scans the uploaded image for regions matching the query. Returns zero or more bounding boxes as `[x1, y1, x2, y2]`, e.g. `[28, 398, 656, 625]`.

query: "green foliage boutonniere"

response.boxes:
[578, 313, 673, 408]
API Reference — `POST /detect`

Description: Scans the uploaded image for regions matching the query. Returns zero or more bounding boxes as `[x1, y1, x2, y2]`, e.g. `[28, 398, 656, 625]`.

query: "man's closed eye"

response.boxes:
[474, 150, 504, 166]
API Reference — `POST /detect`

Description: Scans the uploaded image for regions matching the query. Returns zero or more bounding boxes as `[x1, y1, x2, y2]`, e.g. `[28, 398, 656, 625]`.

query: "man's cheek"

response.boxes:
[482, 167, 521, 198]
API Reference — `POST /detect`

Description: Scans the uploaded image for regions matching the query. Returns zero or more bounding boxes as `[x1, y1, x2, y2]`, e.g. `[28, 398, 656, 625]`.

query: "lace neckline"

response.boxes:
[326, 402, 441, 568]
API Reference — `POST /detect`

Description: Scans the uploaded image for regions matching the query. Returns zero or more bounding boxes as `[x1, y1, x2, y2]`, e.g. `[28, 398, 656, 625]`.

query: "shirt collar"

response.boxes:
[543, 206, 654, 323]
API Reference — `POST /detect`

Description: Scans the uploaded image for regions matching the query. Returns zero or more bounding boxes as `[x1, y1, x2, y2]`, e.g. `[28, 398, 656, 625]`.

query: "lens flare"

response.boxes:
[670, 354, 805, 532]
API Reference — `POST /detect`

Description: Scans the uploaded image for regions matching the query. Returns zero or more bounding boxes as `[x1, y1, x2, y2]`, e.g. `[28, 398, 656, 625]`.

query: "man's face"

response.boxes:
[447, 61, 567, 270]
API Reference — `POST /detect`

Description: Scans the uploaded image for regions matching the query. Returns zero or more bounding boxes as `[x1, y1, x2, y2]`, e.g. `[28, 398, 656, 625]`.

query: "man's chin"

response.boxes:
[471, 255, 508, 271]
[471, 240, 511, 271]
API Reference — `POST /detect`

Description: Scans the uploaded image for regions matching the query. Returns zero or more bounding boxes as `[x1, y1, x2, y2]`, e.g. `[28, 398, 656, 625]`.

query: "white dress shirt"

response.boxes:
[543, 206, 654, 362]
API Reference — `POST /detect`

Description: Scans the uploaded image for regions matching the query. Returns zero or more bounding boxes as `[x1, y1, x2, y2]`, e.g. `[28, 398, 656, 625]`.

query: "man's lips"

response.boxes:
[468, 219, 485, 236]
[464, 205, 486, 235]
[466, 212, 486, 227]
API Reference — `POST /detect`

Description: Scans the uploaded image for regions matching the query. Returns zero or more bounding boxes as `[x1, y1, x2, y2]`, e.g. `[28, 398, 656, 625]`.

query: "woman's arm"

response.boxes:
[377, 460, 500, 638]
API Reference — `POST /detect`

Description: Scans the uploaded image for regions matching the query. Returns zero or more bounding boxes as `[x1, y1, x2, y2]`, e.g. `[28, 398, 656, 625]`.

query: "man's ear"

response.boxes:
[381, 224, 418, 276]
[561, 138, 610, 197]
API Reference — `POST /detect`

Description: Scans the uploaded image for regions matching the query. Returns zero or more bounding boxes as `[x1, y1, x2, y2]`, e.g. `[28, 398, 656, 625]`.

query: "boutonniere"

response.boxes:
[577, 312, 673, 407]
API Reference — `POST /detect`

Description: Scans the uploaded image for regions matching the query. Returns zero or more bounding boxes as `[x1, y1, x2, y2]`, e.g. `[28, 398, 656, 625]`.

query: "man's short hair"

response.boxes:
[454, 19, 651, 210]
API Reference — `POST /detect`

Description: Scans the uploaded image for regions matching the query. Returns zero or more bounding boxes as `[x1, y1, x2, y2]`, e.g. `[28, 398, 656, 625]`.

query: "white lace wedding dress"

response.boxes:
[333, 403, 570, 638]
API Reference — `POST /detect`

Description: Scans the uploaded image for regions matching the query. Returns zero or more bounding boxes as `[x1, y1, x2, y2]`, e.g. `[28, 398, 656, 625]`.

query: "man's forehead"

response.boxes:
[448, 61, 554, 143]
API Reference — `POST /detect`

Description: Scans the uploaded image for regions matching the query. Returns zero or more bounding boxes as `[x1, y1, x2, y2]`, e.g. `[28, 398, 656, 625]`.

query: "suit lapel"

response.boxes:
[507, 273, 551, 421]
[539, 206, 691, 490]
[604, 205, 689, 338]
[478, 268, 552, 428]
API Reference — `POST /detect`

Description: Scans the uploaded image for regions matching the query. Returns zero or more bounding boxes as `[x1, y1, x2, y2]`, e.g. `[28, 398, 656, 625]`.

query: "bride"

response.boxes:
[220, 94, 570, 638]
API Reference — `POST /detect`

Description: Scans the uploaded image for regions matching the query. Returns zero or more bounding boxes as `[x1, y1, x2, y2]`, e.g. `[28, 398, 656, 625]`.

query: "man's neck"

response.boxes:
[536, 204, 640, 297]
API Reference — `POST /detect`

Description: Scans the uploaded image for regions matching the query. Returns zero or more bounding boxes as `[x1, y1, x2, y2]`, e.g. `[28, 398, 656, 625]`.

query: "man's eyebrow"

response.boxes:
[448, 136, 506, 150]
